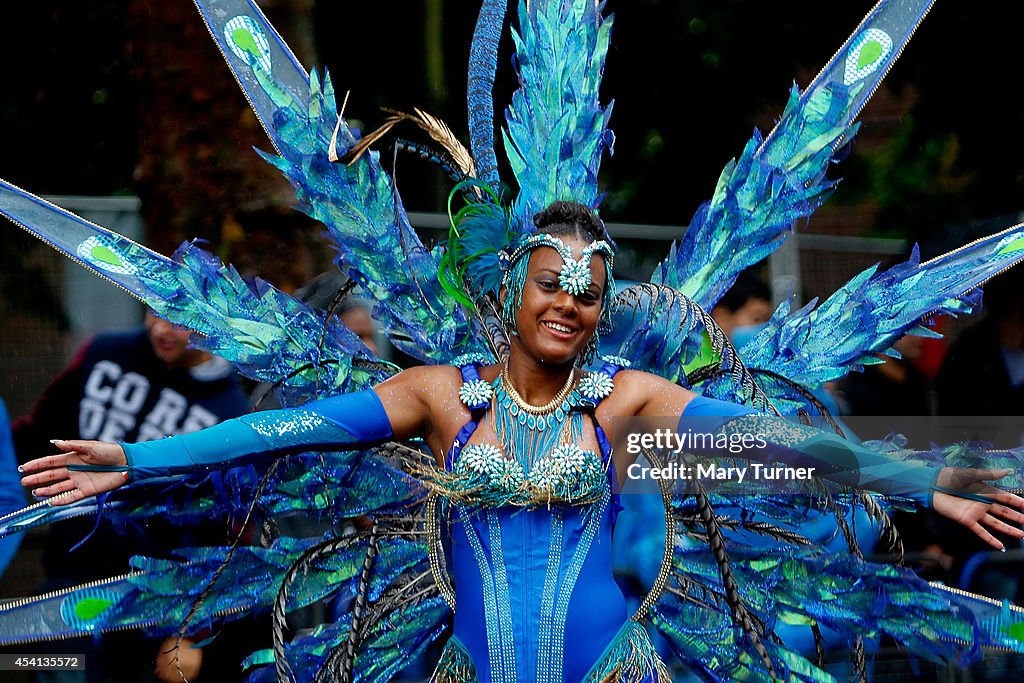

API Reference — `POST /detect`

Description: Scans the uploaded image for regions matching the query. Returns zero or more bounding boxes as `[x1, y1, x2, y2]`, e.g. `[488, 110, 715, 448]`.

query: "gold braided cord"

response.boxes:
[425, 493, 457, 610]
[632, 448, 676, 622]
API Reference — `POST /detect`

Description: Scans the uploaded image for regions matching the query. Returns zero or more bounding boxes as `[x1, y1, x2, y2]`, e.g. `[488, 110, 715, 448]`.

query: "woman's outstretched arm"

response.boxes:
[21, 366, 440, 505]
[608, 370, 1024, 550]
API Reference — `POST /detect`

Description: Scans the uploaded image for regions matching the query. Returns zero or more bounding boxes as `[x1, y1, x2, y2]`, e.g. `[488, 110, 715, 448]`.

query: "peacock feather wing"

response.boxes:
[653, 0, 937, 310]
[0, 179, 381, 396]
[193, 0, 488, 364]
[738, 222, 1024, 398]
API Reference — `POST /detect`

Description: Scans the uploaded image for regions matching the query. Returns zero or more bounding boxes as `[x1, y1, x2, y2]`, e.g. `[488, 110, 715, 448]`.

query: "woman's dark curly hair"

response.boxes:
[533, 200, 607, 243]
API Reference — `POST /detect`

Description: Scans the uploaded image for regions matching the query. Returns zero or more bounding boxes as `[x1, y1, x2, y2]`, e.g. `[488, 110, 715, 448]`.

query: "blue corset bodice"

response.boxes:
[449, 493, 626, 683]
[434, 360, 630, 683]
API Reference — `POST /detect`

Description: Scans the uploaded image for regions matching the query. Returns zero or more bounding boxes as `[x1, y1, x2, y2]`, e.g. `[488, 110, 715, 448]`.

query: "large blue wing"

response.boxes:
[653, 0, 937, 310]
[192, 0, 488, 364]
[740, 222, 1024, 395]
[0, 179, 381, 395]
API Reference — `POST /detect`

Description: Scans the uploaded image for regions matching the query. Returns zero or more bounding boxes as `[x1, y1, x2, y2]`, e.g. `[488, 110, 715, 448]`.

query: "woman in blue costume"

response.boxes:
[20, 200, 1024, 682]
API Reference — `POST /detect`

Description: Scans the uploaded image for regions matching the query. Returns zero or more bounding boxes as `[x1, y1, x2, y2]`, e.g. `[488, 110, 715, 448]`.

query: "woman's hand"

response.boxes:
[20, 439, 129, 506]
[932, 467, 1024, 550]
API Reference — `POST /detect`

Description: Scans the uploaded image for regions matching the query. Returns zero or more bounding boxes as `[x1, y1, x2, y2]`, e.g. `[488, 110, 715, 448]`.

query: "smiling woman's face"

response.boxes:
[510, 236, 607, 367]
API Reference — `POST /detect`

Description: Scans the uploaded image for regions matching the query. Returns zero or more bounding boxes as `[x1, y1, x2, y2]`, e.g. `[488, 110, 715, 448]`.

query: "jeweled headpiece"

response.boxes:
[498, 232, 616, 344]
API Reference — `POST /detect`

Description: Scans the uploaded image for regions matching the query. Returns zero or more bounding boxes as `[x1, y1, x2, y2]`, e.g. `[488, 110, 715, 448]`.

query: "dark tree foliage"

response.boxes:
[0, 1, 1020, 243]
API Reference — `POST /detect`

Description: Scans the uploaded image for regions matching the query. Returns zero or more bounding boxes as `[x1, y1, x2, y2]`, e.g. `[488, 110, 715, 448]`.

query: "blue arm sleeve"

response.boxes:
[119, 389, 393, 480]
[682, 395, 939, 508]
[0, 399, 25, 577]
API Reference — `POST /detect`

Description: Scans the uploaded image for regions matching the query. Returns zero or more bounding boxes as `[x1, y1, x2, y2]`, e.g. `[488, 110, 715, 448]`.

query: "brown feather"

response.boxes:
[339, 115, 404, 165]
[340, 107, 476, 177]
[403, 107, 477, 177]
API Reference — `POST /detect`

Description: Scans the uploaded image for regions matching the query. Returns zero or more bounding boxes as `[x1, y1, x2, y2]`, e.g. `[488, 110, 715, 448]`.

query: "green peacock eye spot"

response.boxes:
[73, 596, 114, 622]
[1002, 621, 1024, 642]
[857, 41, 883, 69]
[91, 245, 123, 267]
[997, 236, 1024, 255]
[231, 28, 260, 57]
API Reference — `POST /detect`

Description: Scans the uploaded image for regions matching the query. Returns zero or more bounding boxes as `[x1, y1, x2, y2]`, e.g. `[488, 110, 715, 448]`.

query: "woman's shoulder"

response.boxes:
[597, 368, 695, 418]
[606, 368, 668, 390]
[391, 364, 463, 386]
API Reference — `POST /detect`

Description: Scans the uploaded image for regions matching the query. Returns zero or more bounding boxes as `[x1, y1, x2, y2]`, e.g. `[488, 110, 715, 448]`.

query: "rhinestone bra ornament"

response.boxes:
[452, 441, 605, 506]
[578, 371, 615, 402]
[459, 379, 494, 409]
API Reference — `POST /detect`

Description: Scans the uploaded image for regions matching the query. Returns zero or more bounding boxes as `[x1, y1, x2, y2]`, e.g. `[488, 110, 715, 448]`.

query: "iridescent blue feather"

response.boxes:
[504, 0, 614, 229]
[739, 223, 1024, 393]
[654, 0, 937, 310]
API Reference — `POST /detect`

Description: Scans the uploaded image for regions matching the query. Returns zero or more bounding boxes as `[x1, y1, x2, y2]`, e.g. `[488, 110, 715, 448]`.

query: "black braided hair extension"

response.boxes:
[811, 623, 825, 669]
[272, 529, 376, 683]
[856, 489, 904, 564]
[393, 139, 470, 187]
[749, 368, 847, 436]
[693, 480, 778, 679]
[851, 634, 868, 682]
[329, 523, 381, 683]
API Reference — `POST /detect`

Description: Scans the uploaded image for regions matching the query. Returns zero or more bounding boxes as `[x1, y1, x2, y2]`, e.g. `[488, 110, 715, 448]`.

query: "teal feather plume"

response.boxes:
[504, 0, 614, 228]
[738, 222, 1024, 394]
[654, 0, 936, 310]
[256, 69, 488, 364]
[651, 88, 854, 311]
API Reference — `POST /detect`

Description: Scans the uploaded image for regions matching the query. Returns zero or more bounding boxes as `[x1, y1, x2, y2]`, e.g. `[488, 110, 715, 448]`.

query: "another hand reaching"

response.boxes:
[932, 467, 1024, 550]
[20, 439, 129, 506]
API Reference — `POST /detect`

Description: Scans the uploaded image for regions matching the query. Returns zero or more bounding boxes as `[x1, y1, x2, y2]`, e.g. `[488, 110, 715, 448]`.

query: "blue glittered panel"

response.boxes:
[192, 0, 311, 155]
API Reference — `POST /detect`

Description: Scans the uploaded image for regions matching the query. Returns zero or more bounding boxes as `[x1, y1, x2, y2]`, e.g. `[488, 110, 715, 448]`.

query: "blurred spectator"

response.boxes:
[338, 299, 378, 355]
[710, 270, 773, 339]
[936, 268, 1024, 416]
[839, 334, 933, 417]
[0, 396, 24, 578]
[11, 311, 251, 682]
[292, 270, 420, 368]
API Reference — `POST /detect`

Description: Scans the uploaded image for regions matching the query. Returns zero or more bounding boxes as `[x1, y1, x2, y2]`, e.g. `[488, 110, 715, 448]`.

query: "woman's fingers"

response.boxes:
[968, 520, 1004, 551]
[32, 478, 78, 499]
[975, 468, 1012, 481]
[983, 513, 1024, 540]
[19, 453, 71, 475]
[21, 465, 72, 488]
[993, 491, 1024, 512]
[991, 502, 1024, 525]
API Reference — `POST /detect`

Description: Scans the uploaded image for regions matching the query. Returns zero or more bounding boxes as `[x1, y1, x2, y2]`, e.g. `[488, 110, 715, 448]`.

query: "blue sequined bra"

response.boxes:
[425, 360, 622, 509]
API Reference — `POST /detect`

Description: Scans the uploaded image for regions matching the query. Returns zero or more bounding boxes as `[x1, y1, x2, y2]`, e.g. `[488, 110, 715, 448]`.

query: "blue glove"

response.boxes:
[681, 395, 939, 507]
[118, 389, 393, 480]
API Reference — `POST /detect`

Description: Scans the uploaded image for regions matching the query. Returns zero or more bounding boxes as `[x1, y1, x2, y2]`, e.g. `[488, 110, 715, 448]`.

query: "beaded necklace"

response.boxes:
[499, 363, 576, 415]
[492, 364, 582, 470]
